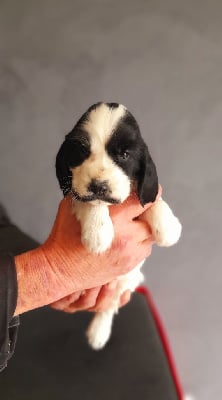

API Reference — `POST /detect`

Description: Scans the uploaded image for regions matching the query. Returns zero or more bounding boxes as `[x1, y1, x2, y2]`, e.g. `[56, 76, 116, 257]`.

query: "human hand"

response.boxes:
[50, 281, 131, 313]
[41, 193, 155, 301]
[15, 189, 161, 315]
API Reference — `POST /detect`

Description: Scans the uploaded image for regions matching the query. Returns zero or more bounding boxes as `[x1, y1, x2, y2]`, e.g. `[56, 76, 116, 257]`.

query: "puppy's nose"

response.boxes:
[88, 180, 109, 196]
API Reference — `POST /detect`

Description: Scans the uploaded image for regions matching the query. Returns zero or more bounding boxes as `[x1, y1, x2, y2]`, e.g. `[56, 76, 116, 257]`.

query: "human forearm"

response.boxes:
[14, 247, 65, 315]
[14, 241, 95, 316]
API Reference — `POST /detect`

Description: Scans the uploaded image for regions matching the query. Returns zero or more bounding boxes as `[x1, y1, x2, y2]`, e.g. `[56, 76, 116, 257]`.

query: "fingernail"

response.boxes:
[121, 290, 131, 305]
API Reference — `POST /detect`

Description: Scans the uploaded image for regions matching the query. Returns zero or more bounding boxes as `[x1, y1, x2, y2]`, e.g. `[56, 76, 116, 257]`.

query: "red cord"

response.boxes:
[136, 286, 184, 400]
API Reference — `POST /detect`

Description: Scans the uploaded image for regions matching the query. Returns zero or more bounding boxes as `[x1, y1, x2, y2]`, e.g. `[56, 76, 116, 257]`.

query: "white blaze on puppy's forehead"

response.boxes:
[70, 102, 131, 203]
[83, 103, 126, 149]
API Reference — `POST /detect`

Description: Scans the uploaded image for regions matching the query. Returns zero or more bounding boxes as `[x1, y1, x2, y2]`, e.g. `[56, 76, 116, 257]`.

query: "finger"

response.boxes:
[138, 238, 154, 259]
[89, 280, 118, 312]
[119, 290, 131, 307]
[54, 196, 72, 227]
[50, 291, 82, 310]
[59, 194, 72, 215]
[109, 194, 146, 221]
[131, 219, 153, 241]
[111, 184, 162, 221]
[54, 195, 80, 235]
[110, 219, 152, 253]
[63, 286, 101, 313]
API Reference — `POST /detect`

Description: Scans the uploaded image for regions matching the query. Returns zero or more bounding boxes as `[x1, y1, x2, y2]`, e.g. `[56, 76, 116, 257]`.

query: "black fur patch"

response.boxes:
[56, 129, 90, 195]
[106, 102, 119, 109]
[106, 111, 158, 205]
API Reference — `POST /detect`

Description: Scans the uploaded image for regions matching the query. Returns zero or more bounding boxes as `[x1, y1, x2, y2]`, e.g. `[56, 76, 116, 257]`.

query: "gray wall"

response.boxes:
[1, 1, 222, 399]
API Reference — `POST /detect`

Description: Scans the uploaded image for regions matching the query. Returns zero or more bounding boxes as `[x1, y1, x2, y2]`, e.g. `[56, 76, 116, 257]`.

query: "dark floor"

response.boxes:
[1, 1, 222, 398]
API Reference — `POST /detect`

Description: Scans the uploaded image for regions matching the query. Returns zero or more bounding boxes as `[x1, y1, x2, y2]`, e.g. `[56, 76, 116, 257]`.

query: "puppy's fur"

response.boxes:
[56, 102, 182, 350]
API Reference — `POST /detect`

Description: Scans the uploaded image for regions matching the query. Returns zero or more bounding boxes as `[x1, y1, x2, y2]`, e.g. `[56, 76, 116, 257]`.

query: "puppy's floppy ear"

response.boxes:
[56, 139, 76, 196]
[137, 144, 159, 206]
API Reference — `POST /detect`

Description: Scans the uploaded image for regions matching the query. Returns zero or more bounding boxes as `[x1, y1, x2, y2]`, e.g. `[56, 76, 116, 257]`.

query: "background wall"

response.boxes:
[0, 1, 221, 398]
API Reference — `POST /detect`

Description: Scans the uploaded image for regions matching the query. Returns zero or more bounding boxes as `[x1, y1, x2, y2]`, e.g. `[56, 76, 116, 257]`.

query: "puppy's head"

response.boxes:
[56, 102, 158, 206]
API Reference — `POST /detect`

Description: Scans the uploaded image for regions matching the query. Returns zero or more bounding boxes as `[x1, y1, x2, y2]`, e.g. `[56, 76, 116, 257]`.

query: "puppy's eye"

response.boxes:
[76, 142, 90, 157]
[120, 150, 130, 160]
[79, 144, 89, 154]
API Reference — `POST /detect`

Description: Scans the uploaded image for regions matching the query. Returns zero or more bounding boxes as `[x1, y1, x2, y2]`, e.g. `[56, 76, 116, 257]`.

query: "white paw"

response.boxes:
[82, 218, 114, 253]
[153, 214, 182, 247]
[184, 395, 195, 400]
[86, 313, 112, 350]
[141, 199, 182, 248]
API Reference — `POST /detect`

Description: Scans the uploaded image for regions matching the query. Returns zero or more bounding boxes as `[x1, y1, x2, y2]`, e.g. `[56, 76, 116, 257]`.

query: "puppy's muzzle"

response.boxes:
[88, 179, 110, 197]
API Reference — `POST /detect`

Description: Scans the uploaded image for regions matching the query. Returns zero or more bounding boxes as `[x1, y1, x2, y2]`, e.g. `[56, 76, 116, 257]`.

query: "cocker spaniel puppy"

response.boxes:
[56, 102, 182, 350]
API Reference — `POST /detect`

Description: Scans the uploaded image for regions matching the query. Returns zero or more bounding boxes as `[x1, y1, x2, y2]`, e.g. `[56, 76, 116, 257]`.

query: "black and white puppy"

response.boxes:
[56, 102, 182, 350]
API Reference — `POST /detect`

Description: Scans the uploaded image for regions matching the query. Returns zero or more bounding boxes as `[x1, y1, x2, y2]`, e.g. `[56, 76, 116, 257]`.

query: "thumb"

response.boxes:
[110, 185, 162, 221]
[46, 194, 81, 244]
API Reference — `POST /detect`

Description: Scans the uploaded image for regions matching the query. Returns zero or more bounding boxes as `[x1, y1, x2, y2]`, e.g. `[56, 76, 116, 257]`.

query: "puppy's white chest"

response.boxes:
[73, 202, 114, 253]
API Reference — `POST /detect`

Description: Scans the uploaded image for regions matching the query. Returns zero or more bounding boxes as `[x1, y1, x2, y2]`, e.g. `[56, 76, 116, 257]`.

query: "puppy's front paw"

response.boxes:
[82, 218, 114, 254]
[153, 214, 182, 247]
[142, 199, 182, 247]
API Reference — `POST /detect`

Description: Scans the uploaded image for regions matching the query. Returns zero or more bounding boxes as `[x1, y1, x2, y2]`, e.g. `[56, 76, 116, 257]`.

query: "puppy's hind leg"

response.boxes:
[86, 265, 144, 350]
[86, 308, 115, 350]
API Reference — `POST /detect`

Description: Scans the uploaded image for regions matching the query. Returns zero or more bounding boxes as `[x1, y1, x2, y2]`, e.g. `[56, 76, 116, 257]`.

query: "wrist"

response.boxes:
[14, 246, 64, 315]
